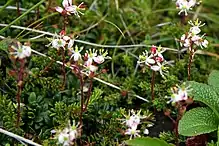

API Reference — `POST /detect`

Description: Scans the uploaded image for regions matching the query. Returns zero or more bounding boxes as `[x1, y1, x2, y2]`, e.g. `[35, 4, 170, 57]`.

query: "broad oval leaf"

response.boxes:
[179, 107, 218, 136]
[208, 70, 219, 88]
[188, 81, 219, 117]
[125, 137, 171, 146]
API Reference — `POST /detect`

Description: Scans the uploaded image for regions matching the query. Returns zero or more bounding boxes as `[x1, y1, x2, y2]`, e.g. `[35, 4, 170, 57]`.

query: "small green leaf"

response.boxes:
[179, 107, 218, 136]
[188, 81, 219, 117]
[208, 70, 219, 88]
[28, 92, 36, 104]
[125, 137, 171, 146]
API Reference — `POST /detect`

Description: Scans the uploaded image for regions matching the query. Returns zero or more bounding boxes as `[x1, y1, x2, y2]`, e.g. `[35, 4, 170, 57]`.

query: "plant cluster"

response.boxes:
[0, 0, 219, 146]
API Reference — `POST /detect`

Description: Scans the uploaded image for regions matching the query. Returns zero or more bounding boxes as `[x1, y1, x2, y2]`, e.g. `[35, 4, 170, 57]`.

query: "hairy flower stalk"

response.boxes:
[9, 41, 31, 128]
[179, 19, 208, 80]
[166, 83, 192, 146]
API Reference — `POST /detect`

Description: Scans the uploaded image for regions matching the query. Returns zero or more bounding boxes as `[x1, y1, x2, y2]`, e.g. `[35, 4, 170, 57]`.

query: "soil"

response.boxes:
[148, 112, 174, 137]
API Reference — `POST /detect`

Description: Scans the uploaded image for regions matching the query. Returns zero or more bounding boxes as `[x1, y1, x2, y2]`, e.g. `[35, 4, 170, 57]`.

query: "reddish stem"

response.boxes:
[79, 74, 84, 128]
[151, 71, 156, 101]
[84, 79, 93, 112]
[16, 59, 25, 128]
[188, 50, 194, 81]
[17, 0, 20, 16]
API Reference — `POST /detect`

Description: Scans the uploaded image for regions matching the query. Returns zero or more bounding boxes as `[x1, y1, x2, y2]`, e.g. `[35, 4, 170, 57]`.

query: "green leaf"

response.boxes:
[28, 92, 37, 104]
[179, 107, 218, 136]
[125, 137, 171, 146]
[188, 81, 219, 117]
[208, 70, 219, 88]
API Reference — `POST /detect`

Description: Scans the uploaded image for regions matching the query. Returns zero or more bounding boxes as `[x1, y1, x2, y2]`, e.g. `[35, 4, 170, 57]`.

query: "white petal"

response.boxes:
[93, 56, 105, 64]
[146, 58, 155, 64]
[150, 65, 160, 71]
[68, 39, 74, 49]
[55, 6, 63, 13]
[62, 0, 70, 8]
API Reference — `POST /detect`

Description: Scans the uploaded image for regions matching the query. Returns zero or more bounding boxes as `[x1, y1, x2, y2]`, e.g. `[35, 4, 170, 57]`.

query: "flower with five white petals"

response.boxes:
[10, 42, 31, 59]
[167, 83, 192, 104]
[69, 45, 83, 62]
[175, 0, 199, 16]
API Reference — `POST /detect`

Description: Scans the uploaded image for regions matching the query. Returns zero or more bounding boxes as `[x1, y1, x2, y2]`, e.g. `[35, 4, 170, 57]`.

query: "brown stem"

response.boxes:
[61, 49, 66, 90]
[17, 0, 20, 16]
[79, 74, 84, 128]
[187, 50, 194, 81]
[63, 15, 68, 32]
[16, 59, 25, 128]
[151, 71, 156, 101]
[84, 79, 93, 112]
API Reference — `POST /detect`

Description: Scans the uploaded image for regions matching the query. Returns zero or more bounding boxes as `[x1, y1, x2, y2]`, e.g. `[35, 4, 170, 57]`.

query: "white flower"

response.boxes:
[138, 46, 170, 78]
[167, 83, 191, 104]
[121, 110, 144, 129]
[125, 127, 141, 140]
[57, 120, 79, 145]
[10, 42, 31, 59]
[180, 34, 191, 47]
[58, 129, 70, 145]
[70, 46, 83, 61]
[55, 0, 85, 17]
[52, 38, 66, 49]
[176, 0, 197, 16]
[93, 49, 111, 64]
[191, 34, 208, 49]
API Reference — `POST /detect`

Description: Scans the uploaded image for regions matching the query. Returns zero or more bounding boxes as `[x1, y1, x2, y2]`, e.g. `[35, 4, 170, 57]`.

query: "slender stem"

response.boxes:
[79, 74, 84, 127]
[188, 50, 194, 81]
[151, 71, 156, 101]
[63, 15, 68, 32]
[17, 0, 20, 16]
[16, 59, 25, 128]
[61, 49, 66, 90]
[84, 79, 93, 112]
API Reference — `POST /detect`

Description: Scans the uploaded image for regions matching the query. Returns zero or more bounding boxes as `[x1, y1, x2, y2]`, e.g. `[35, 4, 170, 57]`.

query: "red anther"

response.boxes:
[156, 56, 163, 62]
[60, 29, 66, 36]
[150, 46, 157, 54]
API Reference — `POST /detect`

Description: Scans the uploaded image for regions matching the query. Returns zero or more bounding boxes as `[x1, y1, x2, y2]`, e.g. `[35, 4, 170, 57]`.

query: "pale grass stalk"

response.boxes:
[0, 128, 41, 146]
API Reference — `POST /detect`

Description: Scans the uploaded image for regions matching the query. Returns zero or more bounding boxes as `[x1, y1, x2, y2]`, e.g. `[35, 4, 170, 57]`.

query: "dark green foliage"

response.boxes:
[1, 0, 219, 145]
